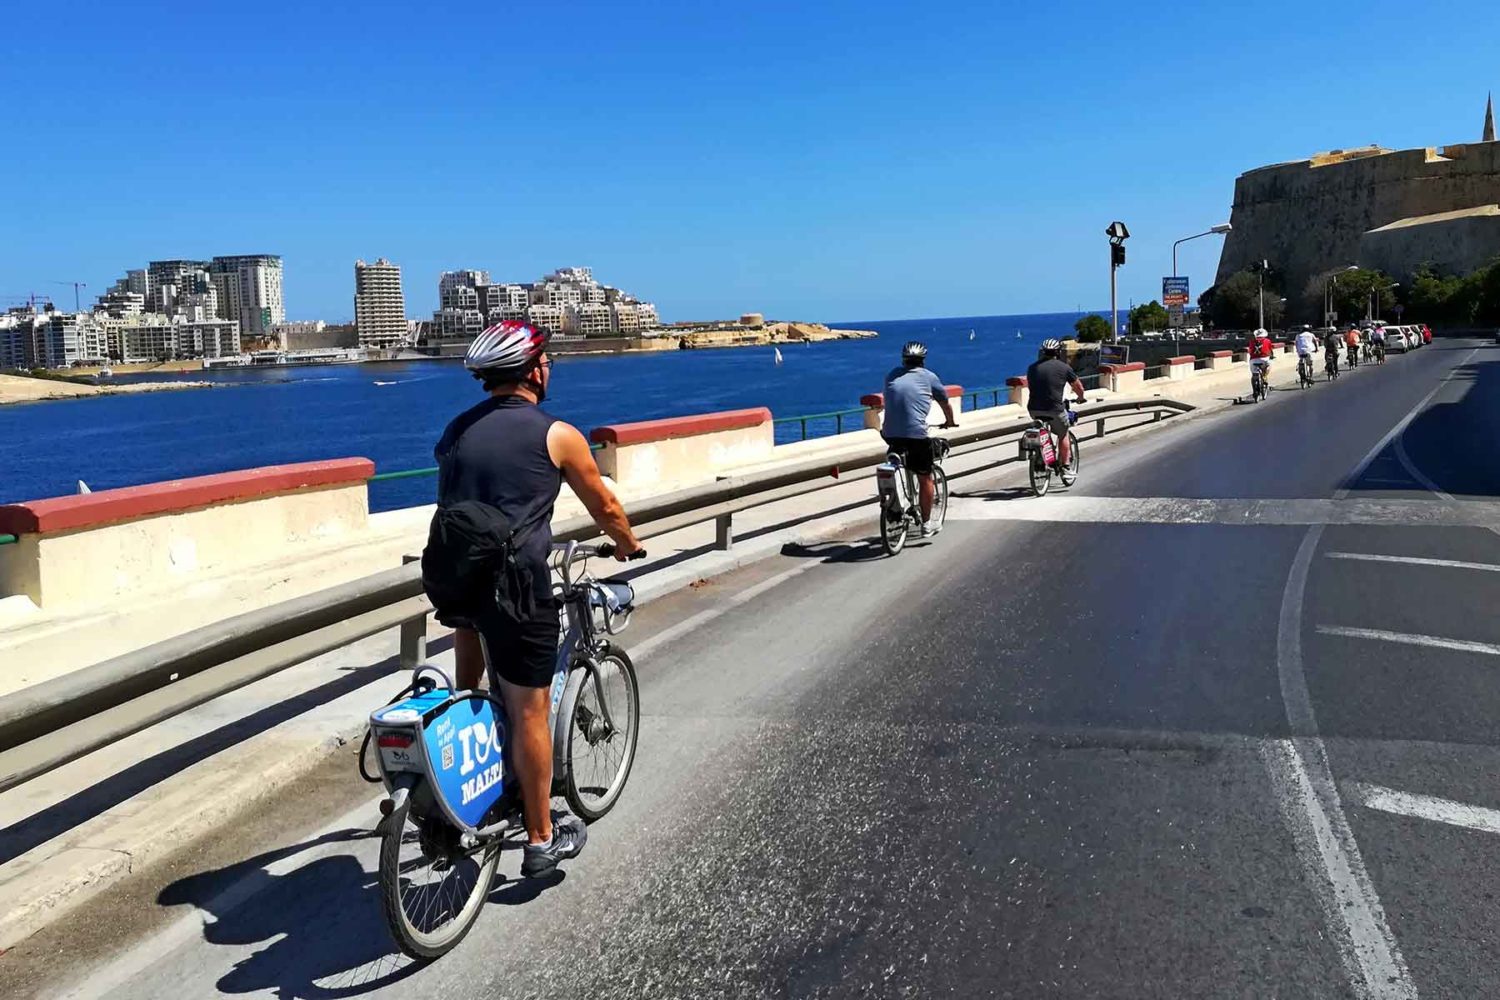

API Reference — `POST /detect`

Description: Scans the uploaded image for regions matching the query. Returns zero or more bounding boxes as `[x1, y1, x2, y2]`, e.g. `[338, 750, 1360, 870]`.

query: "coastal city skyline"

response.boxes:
[4, 3, 1498, 324]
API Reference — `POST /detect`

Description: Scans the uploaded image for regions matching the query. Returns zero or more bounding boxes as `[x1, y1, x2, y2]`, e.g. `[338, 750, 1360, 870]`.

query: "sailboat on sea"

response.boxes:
[773, 347, 784, 365]
[969, 329, 976, 341]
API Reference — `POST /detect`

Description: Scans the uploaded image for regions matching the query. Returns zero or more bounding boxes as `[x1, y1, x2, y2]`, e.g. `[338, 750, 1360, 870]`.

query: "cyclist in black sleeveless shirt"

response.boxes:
[436, 321, 643, 877]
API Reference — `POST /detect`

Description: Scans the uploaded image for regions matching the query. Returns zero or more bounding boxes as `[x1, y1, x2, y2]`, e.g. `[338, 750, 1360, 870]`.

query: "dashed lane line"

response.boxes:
[1326, 552, 1500, 573]
[1348, 783, 1500, 837]
[943, 495, 1500, 527]
[1316, 625, 1500, 657]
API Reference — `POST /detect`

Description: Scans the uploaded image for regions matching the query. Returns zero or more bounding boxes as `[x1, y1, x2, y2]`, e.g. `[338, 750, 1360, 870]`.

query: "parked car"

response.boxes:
[1421, 324, 1433, 345]
[1382, 326, 1409, 352]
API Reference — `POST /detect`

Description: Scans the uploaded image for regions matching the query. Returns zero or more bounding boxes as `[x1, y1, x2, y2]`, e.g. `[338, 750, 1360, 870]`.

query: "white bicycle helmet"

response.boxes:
[464, 321, 549, 380]
[901, 340, 928, 360]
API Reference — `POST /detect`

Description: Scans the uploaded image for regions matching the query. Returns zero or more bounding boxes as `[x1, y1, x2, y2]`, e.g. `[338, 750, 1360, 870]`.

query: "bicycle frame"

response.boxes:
[369, 543, 628, 839]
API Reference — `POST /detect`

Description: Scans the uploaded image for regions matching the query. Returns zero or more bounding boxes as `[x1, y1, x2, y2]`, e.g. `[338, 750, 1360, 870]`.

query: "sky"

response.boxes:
[3, 0, 1497, 324]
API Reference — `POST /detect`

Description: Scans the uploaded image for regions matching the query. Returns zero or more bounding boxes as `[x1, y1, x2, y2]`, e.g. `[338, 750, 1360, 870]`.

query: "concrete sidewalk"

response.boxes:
[0, 347, 1386, 949]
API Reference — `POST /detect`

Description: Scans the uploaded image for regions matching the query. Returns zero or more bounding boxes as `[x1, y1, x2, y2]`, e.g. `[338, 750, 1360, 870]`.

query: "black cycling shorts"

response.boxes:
[1028, 410, 1070, 440]
[471, 597, 560, 689]
[882, 436, 934, 475]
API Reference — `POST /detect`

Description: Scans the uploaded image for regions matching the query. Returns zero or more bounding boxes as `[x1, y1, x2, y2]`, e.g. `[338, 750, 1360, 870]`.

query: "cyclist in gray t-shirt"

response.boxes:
[881, 341, 958, 534]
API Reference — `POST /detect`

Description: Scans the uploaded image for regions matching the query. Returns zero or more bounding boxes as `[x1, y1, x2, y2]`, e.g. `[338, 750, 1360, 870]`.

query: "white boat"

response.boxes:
[968, 330, 975, 341]
[773, 347, 784, 365]
[98, 366, 113, 378]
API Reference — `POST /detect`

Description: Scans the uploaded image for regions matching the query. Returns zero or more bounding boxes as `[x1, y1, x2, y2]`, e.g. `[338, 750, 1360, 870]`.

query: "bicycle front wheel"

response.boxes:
[880, 501, 908, 555]
[928, 467, 949, 532]
[379, 792, 498, 960]
[1058, 432, 1080, 486]
[562, 645, 640, 822]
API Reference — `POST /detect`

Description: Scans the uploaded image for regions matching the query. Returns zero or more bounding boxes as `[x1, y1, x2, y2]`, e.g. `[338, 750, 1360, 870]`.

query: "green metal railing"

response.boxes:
[0, 534, 16, 546]
[772, 406, 870, 442]
[368, 467, 438, 483]
[961, 385, 1006, 411]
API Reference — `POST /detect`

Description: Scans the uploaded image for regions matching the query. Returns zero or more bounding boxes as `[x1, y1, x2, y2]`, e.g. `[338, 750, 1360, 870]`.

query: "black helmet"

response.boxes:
[901, 340, 928, 360]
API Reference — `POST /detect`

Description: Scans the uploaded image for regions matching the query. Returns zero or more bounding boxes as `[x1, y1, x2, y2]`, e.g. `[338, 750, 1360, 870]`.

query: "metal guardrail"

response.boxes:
[0, 535, 15, 546]
[0, 397, 1193, 789]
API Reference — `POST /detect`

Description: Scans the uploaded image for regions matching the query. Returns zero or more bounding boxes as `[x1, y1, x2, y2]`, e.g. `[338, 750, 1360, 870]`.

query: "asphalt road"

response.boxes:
[17, 338, 1500, 999]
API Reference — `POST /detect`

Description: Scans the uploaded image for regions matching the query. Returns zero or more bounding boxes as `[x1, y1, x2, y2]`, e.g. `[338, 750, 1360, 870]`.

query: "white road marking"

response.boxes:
[632, 555, 829, 660]
[1316, 625, 1500, 657]
[1326, 551, 1500, 573]
[1262, 740, 1416, 999]
[942, 495, 1500, 527]
[1349, 782, 1500, 836]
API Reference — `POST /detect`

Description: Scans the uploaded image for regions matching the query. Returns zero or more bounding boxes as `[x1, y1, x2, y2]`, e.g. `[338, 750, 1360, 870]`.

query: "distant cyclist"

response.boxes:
[1293, 324, 1319, 381]
[1344, 326, 1361, 368]
[1247, 328, 1275, 393]
[1026, 338, 1087, 471]
[434, 320, 644, 878]
[1371, 324, 1387, 363]
[881, 341, 957, 537]
[1323, 326, 1343, 376]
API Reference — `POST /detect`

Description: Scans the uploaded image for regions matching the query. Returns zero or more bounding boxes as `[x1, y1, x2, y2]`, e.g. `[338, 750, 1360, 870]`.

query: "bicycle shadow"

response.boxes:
[951, 486, 1034, 503]
[779, 539, 887, 564]
[155, 828, 423, 998]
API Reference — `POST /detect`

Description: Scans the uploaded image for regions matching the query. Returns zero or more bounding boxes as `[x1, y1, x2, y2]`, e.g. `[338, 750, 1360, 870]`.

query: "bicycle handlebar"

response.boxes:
[595, 543, 647, 561]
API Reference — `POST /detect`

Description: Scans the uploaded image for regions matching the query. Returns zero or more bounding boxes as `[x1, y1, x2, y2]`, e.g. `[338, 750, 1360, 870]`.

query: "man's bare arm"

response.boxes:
[548, 422, 642, 558]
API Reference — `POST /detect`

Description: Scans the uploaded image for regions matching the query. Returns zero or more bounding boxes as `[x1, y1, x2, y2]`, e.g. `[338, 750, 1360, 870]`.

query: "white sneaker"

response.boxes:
[921, 521, 938, 538]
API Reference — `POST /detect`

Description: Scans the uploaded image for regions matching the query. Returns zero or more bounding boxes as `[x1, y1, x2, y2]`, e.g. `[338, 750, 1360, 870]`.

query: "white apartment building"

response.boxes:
[176, 317, 240, 359]
[32, 311, 107, 367]
[435, 307, 485, 339]
[611, 301, 647, 335]
[211, 255, 285, 338]
[102, 313, 175, 363]
[354, 258, 407, 349]
[439, 270, 489, 303]
[535, 282, 583, 308]
[527, 303, 565, 333]
[0, 315, 27, 369]
[565, 303, 613, 337]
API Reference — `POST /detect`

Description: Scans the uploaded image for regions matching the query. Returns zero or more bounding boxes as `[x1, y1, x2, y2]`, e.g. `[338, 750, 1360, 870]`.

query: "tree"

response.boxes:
[1074, 313, 1111, 342]
[1326, 267, 1395, 323]
[1129, 300, 1170, 335]
[1199, 268, 1283, 330]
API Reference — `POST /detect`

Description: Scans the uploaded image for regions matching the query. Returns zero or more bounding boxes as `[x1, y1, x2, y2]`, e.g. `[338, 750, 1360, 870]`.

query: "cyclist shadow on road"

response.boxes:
[780, 539, 891, 564]
[951, 486, 1035, 503]
[156, 827, 424, 999]
[1347, 357, 1500, 498]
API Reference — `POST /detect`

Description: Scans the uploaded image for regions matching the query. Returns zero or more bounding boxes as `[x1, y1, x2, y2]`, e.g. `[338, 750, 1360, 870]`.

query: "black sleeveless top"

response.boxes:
[434, 395, 562, 602]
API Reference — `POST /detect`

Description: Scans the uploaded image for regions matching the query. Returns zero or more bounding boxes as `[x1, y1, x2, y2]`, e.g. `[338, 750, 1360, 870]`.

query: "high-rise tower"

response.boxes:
[354, 259, 407, 350]
[1485, 92, 1496, 143]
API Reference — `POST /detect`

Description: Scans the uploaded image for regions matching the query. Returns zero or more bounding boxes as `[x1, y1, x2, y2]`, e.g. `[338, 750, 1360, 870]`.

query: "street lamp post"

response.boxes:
[1171, 222, 1233, 279]
[1324, 265, 1359, 328]
[1170, 223, 1231, 352]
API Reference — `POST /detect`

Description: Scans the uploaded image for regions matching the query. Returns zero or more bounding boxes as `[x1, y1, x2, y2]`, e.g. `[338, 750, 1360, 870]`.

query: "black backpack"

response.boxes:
[420, 500, 537, 627]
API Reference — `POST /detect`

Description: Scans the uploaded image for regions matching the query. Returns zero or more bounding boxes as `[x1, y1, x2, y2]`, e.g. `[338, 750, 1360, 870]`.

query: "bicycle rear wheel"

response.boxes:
[379, 791, 498, 960]
[880, 500, 909, 555]
[1058, 432, 1080, 486]
[561, 645, 640, 822]
[1029, 454, 1051, 497]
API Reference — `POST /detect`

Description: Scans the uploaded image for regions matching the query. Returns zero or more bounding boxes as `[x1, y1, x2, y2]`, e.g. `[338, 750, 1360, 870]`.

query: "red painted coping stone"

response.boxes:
[589, 407, 772, 447]
[1098, 362, 1146, 374]
[1006, 376, 1027, 387]
[1165, 355, 1195, 366]
[859, 385, 963, 408]
[0, 458, 376, 536]
[1209, 350, 1234, 358]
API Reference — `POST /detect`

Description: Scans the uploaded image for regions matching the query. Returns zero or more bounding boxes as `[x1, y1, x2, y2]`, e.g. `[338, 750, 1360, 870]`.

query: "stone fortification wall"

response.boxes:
[1215, 141, 1500, 313]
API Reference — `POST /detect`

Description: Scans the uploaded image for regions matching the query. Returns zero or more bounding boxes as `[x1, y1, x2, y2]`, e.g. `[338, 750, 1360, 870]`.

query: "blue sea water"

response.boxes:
[0, 311, 1090, 512]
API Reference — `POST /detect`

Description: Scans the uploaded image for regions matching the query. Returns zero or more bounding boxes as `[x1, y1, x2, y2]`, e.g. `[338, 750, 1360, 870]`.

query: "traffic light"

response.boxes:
[1111, 243, 1126, 267]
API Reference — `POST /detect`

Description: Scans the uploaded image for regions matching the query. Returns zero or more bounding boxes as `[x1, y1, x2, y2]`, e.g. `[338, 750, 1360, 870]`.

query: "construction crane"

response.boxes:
[51, 281, 87, 311]
[1, 293, 55, 310]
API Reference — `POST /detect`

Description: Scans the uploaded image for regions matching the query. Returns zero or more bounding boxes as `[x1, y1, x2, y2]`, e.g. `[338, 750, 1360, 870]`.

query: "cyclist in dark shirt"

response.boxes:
[1025, 339, 1086, 469]
[437, 321, 643, 877]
